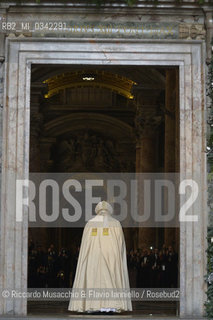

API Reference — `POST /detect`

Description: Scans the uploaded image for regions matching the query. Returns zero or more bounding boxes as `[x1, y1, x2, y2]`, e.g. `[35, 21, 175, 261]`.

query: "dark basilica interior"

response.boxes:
[28, 65, 179, 316]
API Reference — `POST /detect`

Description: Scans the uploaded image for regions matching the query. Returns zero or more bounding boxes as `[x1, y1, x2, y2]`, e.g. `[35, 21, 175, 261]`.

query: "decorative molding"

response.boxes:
[179, 23, 206, 40]
[43, 112, 134, 140]
[134, 105, 163, 142]
[0, 38, 207, 317]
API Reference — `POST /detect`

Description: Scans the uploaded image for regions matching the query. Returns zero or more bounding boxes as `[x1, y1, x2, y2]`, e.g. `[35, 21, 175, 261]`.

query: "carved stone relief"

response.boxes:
[50, 130, 134, 172]
[179, 24, 206, 40]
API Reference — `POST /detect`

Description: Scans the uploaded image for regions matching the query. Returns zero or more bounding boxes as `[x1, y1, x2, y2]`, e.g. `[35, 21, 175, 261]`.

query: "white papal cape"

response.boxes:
[68, 202, 132, 313]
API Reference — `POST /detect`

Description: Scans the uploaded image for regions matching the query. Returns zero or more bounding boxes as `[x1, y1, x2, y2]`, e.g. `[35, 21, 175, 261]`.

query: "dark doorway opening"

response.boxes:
[28, 64, 179, 316]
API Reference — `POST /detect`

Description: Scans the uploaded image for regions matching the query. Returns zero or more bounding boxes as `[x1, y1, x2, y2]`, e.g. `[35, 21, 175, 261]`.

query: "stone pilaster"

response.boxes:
[163, 69, 179, 249]
[39, 138, 56, 172]
[30, 85, 46, 172]
[205, 11, 213, 63]
[134, 91, 163, 249]
[135, 105, 162, 173]
[0, 33, 5, 315]
[0, 35, 5, 175]
[30, 111, 43, 172]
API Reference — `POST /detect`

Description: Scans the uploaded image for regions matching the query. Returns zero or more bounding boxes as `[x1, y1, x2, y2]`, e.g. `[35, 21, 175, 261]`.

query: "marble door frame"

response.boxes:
[0, 37, 207, 317]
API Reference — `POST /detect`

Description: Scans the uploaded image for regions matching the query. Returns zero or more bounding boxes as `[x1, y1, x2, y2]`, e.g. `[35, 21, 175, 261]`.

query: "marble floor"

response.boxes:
[0, 302, 206, 320]
[26, 301, 178, 317]
[0, 301, 206, 319]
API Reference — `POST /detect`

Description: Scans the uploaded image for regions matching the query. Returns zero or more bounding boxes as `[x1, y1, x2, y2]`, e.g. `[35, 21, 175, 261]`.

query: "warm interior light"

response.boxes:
[44, 71, 137, 99]
[82, 76, 95, 81]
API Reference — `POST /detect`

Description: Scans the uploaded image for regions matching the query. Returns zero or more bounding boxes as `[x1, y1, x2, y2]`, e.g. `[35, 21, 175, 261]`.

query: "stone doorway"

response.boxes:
[0, 38, 207, 318]
[28, 64, 179, 316]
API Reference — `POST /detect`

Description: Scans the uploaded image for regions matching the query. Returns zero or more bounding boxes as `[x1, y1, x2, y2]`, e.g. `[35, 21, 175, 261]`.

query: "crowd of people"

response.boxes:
[127, 245, 178, 288]
[28, 242, 79, 288]
[28, 240, 178, 289]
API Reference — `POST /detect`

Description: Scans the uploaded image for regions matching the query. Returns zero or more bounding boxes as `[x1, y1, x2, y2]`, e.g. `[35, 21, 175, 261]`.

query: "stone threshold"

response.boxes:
[0, 316, 206, 320]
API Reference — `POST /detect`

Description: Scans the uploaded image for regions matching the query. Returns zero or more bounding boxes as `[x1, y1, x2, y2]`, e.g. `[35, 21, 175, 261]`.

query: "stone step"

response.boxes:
[0, 316, 206, 320]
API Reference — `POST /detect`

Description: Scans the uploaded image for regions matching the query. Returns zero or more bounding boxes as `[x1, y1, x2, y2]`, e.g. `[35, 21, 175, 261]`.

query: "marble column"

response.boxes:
[205, 11, 213, 63]
[30, 111, 43, 172]
[0, 56, 4, 193]
[134, 92, 162, 249]
[0, 35, 5, 314]
[28, 87, 49, 250]
[39, 137, 56, 172]
[164, 69, 179, 250]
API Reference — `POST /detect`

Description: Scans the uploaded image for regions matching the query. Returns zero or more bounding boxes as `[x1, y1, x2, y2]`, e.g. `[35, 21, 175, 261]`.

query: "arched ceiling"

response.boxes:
[31, 65, 166, 91]
[43, 112, 135, 141]
[43, 70, 137, 100]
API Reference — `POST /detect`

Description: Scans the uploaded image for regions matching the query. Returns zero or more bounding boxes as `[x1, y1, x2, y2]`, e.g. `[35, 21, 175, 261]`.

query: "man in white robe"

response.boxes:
[68, 201, 132, 313]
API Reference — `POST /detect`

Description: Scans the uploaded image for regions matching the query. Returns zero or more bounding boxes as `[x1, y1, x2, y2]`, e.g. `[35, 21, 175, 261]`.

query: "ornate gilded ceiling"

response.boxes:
[43, 70, 137, 100]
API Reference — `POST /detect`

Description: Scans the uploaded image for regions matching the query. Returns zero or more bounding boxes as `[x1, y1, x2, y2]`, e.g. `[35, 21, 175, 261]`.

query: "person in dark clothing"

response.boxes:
[37, 246, 48, 267]
[150, 248, 160, 288]
[158, 249, 168, 287]
[70, 246, 80, 287]
[37, 265, 48, 288]
[56, 248, 70, 288]
[35, 246, 48, 288]
[127, 249, 138, 288]
[139, 249, 152, 288]
[28, 249, 38, 288]
[166, 245, 178, 288]
[47, 244, 57, 287]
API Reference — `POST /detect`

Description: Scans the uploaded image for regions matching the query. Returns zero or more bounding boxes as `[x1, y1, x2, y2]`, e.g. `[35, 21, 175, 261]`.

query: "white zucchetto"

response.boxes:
[95, 201, 113, 215]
